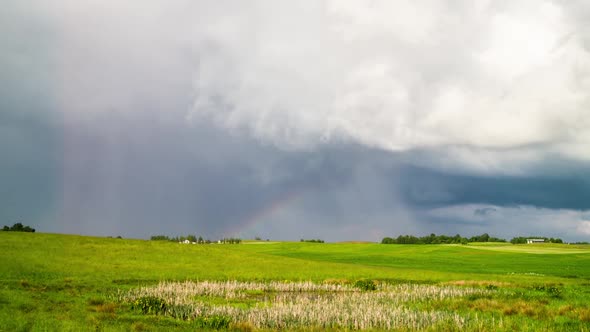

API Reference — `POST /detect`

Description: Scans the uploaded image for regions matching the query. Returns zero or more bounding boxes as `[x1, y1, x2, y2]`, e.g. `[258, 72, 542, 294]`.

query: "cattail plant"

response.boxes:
[119, 280, 498, 330]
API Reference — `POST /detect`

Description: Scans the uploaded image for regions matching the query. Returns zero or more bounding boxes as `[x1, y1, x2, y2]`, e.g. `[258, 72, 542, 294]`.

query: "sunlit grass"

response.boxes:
[1, 232, 590, 331]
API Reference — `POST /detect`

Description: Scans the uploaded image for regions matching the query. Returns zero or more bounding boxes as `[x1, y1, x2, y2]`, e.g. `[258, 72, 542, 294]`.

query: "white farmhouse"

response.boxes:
[526, 239, 545, 244]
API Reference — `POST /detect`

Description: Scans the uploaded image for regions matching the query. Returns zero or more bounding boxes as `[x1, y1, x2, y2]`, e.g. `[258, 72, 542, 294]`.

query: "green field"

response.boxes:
[1, 232, 590, 331]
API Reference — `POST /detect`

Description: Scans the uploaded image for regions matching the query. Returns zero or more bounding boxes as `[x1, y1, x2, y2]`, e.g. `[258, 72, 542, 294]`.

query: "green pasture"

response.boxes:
[1, 232, 590, 331]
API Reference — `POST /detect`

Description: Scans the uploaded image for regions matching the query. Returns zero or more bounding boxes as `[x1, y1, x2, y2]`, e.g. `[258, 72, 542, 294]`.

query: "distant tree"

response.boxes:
[469, 233, 490, 242]
[510, 237, 527, 244]
[219, 237, 242, 244]
[301, 239, 324, 243]
[2, 222, 35, 233]
[382, 233, 505, 245]
[488, 236, 507, 243]
[150, 235, 170, 241]
[381, 237, 395, 244]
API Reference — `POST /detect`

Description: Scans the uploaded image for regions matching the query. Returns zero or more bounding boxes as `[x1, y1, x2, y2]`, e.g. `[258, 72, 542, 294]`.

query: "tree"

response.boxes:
[381, 237, 395, 244]
[2, 222, 35, 233]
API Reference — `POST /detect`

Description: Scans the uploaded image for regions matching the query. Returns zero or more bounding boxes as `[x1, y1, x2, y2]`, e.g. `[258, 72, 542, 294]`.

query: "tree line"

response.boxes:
[300, 239, 325, 243]
[382, 233, 569, 244]
[509, 236, 563, 244]
[2, 222, 35, 233]
[381, 233, 506, 245]
[150, 235, 241, 244]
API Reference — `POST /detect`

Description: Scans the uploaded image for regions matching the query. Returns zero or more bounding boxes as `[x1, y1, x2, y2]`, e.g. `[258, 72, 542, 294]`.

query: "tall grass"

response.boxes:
[119, 281, 496, 330]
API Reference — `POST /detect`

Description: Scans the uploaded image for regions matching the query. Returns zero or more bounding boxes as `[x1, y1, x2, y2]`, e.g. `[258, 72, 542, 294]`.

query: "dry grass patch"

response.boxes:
[322, 278, 350, 286]
[119, 281, 495, 330]
[468, 299, 504, 312]
[230, 321, 255, 332]
[500, 300, 551, 319]
[445, 280, 511, 288]
[96, 303, 117, 314]
[88, 298, 105, 306]
[558, 305, 590, 322]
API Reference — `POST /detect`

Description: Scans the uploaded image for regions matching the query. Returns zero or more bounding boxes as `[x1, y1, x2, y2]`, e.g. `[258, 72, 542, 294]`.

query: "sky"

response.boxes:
[2, 0, 590, 242]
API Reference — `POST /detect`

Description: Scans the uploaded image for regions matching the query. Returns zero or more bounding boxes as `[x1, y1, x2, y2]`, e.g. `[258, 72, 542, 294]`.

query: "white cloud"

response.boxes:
[14, 1, 590, 171]
[184, 1, 590, 169]
[577, 221, 590, 235]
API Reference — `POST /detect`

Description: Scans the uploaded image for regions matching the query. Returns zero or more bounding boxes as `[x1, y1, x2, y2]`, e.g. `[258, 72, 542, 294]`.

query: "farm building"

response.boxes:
[526, 239, 545, 244]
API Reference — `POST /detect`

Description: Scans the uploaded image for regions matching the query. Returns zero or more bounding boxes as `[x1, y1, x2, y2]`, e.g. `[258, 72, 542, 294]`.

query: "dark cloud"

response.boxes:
[474, 207, 497, 217]
[398, 165, 590, 211]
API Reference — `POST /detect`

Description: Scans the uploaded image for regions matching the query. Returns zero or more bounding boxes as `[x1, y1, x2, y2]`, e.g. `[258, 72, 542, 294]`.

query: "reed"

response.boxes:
[120, 281, 495, 330]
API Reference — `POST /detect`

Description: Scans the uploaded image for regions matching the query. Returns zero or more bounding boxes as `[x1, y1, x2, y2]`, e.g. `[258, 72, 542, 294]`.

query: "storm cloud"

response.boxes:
[2, 1, 590, 241]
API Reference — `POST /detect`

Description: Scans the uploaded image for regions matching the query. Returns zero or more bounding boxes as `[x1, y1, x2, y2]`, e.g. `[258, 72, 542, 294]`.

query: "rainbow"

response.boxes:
[226, 189, 305, 238]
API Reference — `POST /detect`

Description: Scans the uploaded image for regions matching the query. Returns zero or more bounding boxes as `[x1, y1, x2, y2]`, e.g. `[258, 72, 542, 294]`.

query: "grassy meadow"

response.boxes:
[1, 232, 590, 331]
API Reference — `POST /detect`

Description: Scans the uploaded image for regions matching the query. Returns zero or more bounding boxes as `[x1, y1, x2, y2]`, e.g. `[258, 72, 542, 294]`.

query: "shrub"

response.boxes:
[131, 322, 148, 332]
[131, 296, 167, 315]
[547, 286, 563, 298]
[194, 315, 231, 329]
[354, 279, 377, 291]
[96, 303, 117, 313]
[88, 298, 105, 306]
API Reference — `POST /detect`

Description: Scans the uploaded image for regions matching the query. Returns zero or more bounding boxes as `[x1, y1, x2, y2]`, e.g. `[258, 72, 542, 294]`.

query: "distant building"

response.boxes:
[526, 239, 545, 244]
